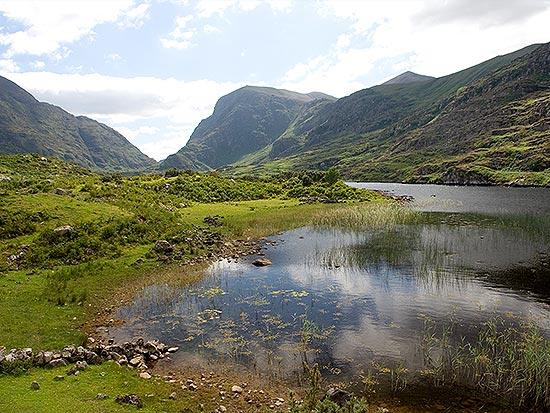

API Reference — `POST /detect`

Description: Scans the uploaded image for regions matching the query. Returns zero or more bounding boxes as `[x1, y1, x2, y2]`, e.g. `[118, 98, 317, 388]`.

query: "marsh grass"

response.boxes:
[420, 317, 550, 409]
[313, 204, 420, 230]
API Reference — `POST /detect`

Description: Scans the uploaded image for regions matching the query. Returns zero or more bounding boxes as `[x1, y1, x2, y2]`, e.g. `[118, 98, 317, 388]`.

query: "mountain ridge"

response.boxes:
[0, 76, 156, 171]
[161, 42, 548, 186]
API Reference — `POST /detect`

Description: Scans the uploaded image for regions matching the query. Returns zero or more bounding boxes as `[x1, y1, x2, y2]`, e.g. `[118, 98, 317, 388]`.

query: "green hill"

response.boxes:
[160, 86, 335, 170]
[226, 43, 549, 186]
[0, 76, 156, 171]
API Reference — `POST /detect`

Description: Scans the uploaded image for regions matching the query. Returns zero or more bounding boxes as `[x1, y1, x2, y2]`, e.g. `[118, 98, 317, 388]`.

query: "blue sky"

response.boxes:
[0, 0, 549, 160]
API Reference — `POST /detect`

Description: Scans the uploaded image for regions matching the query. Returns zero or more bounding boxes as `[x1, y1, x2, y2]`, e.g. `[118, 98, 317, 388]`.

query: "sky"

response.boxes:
[0, 0, 549, 161]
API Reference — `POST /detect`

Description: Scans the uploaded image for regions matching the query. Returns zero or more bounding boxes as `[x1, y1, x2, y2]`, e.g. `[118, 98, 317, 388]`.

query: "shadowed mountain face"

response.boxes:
[160, 86, 335, 170]
[0, 76, 155, 171]
[170, 42, 546, 186]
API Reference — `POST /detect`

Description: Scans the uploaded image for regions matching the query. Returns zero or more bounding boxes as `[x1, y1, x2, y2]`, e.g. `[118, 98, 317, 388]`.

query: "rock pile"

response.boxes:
[0, 338, 178, 371]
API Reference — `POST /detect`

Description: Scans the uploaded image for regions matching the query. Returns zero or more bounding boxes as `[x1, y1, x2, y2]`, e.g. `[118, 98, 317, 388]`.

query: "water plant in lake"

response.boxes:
[313, 204, 420, 230]
[420, 316, 550, 409]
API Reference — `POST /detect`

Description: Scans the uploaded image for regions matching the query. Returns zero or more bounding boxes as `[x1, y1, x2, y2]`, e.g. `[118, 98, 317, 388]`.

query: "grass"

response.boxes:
[313, 204, 419, 230]
[0, 154, 384, 350]
[420, 316, 550, 410]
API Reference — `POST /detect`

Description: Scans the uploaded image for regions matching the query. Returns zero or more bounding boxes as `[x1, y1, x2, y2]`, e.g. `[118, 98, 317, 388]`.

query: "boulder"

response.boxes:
[154, 240, 173, 254]
[48, 358, 67, 368]
[115, 394, 143, 408]
[323, 387, 351, 405]
[252, 258, 272, 267]
[53, 225, 74, 236]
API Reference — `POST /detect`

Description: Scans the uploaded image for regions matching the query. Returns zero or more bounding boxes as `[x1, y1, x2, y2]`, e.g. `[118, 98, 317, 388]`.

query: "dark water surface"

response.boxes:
[110, 184, 550, 383]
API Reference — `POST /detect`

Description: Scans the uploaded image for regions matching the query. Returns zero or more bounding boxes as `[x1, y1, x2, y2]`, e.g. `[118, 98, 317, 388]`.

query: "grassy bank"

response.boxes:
[0, 155, 383, 350]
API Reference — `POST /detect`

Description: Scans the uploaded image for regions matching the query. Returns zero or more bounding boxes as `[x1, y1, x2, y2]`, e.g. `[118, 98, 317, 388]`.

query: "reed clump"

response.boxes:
[421, 317, 550, 409]
[313, 204, 420, 229]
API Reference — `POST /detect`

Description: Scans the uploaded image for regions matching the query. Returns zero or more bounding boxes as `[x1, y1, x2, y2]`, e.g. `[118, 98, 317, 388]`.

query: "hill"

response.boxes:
[0, 76, 155, 171]
[160, 86, 335, 170]
[228, 43, 549, 186]
[382, 71, 435, 85]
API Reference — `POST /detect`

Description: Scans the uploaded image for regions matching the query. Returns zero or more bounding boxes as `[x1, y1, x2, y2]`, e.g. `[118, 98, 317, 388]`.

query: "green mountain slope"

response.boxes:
[160, 86, 335, 170]
[0, 76, 156, 171]
[230, 43, 549, 186]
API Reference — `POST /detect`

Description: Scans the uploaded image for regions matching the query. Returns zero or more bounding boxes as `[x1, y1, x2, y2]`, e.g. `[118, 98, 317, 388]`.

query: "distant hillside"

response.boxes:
[382, 71, 435, 85]
[228, 43, 549, 186]
[0, 76, 155, 171]
[160, 86, 335, 170]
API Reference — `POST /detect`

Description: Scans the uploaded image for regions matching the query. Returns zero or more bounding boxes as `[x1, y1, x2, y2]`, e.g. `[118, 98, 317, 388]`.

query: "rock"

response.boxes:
[53, 188, 68, 195]
[167, 347, 179, 353]
[252, 258, 272, 267]
[169, 392, 177, 400]
[43, 351, 53, 364]
[231, 385, 243, 394]
[53, 225, 74, 236]
[323, 387, 351, 406]
[115, 394, 143, 408]
[139, 372, 152, 380]
[129, 355, 144, 367]
[75, 360, 88, 370]
[96, 393, 109, 400]
[218, 406, 227, 413]
[48, 358, 67, 368]
[154, 240, 173, 254]
[53, 375, 65, 381]
[30, 381, 40, 390]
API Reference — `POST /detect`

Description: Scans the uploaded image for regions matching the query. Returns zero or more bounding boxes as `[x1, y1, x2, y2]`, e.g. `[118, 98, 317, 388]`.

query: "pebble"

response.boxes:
[231, 385, 243, 394]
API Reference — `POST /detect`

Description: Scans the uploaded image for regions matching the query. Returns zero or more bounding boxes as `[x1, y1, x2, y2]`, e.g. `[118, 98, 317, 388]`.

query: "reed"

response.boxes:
[420, 317, 550, 409]
[313, 204, 419, 230]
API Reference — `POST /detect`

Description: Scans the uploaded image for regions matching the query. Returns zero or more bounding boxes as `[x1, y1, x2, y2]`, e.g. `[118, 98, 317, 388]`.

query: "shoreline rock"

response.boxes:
[0, 338, 179, 372]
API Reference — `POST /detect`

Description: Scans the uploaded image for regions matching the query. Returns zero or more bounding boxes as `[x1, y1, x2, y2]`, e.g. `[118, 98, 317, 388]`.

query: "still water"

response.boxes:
[110, 184, 550, 383]
[347, 182, 550, 214]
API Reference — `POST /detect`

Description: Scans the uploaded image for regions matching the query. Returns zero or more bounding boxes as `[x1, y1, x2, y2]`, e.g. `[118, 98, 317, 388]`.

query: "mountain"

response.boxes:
[160, 86, 335, 170]
[0, 76, 155, 171]
[382, 71, 435, 85]
[227, 43, 549, 186]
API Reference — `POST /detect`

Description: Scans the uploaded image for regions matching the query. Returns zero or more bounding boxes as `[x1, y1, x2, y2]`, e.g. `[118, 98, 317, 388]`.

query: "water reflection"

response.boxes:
[111, 219, 550, 382]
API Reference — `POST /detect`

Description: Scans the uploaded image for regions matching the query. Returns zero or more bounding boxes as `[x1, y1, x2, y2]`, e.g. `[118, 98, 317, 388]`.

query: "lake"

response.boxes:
[108, 183, 550, 400]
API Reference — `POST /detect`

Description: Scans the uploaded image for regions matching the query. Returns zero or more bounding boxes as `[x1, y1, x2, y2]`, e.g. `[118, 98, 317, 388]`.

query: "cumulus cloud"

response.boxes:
[4, 71, 241, 160]
[0, 58, 19, 72]
[161, 15, 196, 50]
[415, 0, 550, 26]
[280, 0, 550, 96]
[0, 0, 143, 57]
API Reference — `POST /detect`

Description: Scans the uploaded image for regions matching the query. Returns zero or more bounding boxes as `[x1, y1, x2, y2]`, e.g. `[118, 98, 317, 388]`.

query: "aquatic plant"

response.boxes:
[313, 204, 420, 230]
[420, 316, 550, 409]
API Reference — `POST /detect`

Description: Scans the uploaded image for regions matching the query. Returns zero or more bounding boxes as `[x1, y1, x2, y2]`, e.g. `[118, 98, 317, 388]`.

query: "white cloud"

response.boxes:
[161, 15, 196, 50]
[30, 60, 45, 69]
[3, 71, 241, 160]
[0, 0, 142, 57]
[0, 58, 19, 72]
[114, 125, 159, 142]
[279, 0, 550, 97]
[118, 2, 150, 29]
